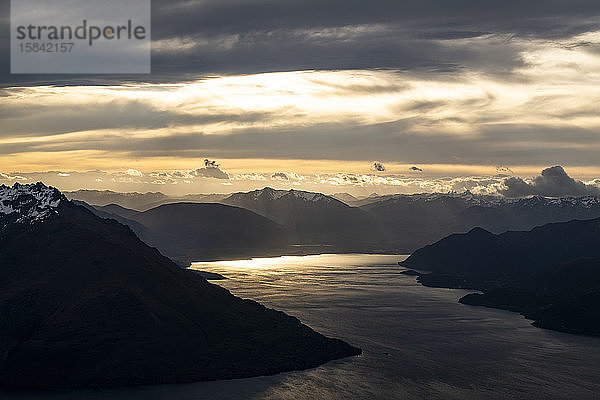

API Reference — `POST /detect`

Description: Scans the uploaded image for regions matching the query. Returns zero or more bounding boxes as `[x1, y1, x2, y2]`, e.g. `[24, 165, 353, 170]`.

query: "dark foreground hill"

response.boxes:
[0, 183, 360, 389]
[400, 217, 600, 336]
[130, 202, 291, 262]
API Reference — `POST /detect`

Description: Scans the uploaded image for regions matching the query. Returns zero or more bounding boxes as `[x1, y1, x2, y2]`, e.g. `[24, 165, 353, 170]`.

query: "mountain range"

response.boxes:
[361, 191, 600, 251]
[0, 183, 360, 388]
[222, 188, 385, 251]
[74, 187, 600, 261]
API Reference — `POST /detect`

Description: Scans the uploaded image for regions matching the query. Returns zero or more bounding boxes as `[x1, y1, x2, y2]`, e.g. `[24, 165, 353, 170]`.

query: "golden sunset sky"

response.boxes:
[1, 1, 599, 196]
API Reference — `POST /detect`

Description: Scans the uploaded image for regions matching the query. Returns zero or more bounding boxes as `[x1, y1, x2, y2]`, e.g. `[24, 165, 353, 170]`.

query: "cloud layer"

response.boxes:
[1, 166, 597, 198]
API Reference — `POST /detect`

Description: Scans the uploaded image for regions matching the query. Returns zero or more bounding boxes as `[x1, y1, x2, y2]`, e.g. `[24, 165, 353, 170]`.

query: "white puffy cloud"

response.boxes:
[0, 166, 597, 198]
[125, 169, 143, 177]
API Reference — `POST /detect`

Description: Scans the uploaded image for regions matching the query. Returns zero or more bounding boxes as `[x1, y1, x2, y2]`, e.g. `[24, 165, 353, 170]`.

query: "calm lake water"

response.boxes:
[3, 254, 600, 399]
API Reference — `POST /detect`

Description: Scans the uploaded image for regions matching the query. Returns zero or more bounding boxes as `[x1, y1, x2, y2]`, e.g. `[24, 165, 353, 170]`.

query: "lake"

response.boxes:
[3, 254, 600, 399]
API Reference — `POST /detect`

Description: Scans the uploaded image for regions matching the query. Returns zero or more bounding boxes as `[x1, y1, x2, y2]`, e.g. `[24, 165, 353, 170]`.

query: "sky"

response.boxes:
[1, 0, 599, 196]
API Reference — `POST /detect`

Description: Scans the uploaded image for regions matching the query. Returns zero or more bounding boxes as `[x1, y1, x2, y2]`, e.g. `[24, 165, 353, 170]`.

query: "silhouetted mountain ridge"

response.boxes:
[401, 217, 600, 336]
[0, 183, 360, 388]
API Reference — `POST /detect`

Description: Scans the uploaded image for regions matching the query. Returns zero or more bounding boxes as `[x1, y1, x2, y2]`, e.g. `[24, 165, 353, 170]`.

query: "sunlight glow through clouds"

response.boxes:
[4, 50, 599, 138]
[1, 29, 600, 192]
[0, 69, 593, 138]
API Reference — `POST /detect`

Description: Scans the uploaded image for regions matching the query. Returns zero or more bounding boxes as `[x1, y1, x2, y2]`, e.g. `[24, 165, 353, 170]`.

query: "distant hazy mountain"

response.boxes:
[401, 217, 600, 336]
[66, 189, 228, 211]
[73, 188, 600, 255]
[65, 189, 169, 210]
[330, 192, 359, 205]
[361, 192, 600, 252]
[223, 187, 385, 252]
[350, 193, 398, 207]
[0, 183, 360, 388]
[93, 202, 142, 219]
[330, 192, 398, 207]
[361, 192, 479, 251]
[458, 195, 600, 232]
[179, 193, 230, 203]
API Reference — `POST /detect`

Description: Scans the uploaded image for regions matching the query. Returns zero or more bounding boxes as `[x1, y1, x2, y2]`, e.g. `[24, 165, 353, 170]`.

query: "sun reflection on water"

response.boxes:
[191, 254, 406, 272]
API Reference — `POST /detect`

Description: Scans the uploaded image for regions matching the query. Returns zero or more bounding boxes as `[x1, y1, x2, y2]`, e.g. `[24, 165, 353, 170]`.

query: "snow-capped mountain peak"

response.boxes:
[0, 182, 64, 225]
[245, 187, 334, 203]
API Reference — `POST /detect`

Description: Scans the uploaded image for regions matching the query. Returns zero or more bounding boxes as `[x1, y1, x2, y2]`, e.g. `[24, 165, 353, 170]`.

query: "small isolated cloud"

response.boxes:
[190, 164, 229, 180]
[372, 162, 386, 172]
[271, 172, 289, 181]
[501, 166, 600, 198]
[496, 165, 514, 174]
[409, 166, 423, 172]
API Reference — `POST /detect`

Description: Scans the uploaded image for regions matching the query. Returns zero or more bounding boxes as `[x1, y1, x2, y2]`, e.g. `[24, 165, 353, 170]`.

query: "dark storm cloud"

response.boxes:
[150, 27, 525, 79]
[150, 0, 599, 40]
[501, 166, 600, 197]
[1, 0, 599, 85]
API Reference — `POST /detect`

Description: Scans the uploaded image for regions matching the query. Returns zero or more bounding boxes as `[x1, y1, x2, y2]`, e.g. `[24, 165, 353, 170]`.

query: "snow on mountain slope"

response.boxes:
[362, 190, 600, 209]
[0, 182, 64, 224]
[233, 187, 336, 203]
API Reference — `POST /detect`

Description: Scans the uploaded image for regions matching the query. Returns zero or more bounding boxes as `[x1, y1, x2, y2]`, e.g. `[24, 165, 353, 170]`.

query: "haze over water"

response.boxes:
[4, 254, 600, 399]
